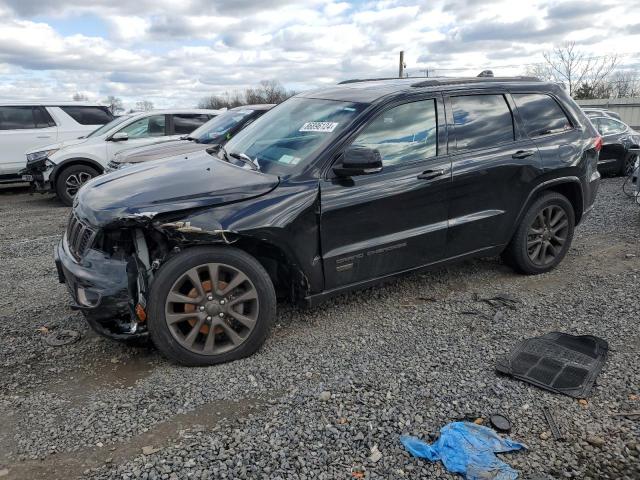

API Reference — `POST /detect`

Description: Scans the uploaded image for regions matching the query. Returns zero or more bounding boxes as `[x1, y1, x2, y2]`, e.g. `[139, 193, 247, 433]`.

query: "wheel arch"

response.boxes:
[229, 235, 311, 303]
[153, 234, 312, 305]
[50, 157, 104, 185]
[514, 177, 584, 234]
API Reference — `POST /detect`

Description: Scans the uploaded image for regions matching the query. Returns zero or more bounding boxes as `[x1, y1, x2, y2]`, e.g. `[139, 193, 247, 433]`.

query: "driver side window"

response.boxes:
[352, 99, 437, 167]
[118, 115, 167, 139]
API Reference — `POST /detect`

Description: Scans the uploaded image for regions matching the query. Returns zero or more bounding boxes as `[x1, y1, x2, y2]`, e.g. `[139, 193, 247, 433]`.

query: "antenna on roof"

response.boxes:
[477, 70, 494, 77]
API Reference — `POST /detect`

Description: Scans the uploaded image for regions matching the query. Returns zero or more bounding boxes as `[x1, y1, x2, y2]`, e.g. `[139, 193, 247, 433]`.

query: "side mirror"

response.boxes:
[110, 132, 129, 142]
[332, 145, 383, 177]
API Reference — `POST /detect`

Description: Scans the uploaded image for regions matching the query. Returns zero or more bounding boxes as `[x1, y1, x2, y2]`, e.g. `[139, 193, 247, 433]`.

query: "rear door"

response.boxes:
[445, 91, 543, 257]
[0, 106, 58, 176]
[320, 96, 451, 290]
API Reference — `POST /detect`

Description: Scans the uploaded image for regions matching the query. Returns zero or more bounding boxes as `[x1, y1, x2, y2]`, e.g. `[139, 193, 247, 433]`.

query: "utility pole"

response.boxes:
[399, 51, 405, 78]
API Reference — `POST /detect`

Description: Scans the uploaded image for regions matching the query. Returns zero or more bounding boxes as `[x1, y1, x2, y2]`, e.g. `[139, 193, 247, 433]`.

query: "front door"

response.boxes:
[320, 97, 451, 290]
[106, 114, 170, 159]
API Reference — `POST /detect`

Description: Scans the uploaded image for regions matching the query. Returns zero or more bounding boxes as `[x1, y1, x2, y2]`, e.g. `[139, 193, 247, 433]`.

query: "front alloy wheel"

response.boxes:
[55, 164, 99, 206]
[148, 247, 276, 366]
[165, 263, 259, 355]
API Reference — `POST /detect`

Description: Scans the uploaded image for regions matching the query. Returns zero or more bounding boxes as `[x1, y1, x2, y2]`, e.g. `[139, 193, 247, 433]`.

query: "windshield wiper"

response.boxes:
[205, 145, 258, 170]
[206, 143, 230, 161]
[228, 151, 259, 171]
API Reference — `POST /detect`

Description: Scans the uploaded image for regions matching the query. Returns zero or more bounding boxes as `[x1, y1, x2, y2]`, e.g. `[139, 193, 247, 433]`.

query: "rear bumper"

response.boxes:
[582, 169, 600, 219]
[55, 236, 145, 339]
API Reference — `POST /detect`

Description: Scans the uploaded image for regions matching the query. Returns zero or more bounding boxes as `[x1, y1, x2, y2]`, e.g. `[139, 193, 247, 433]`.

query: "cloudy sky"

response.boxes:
[0, 0, 639, 109]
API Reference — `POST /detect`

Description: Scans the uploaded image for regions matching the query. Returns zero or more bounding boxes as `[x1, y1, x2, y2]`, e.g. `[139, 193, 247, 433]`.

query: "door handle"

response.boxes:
[512, 150, 535, 159]
[36, 135, 52, 139]
[417, 169, 446, 180]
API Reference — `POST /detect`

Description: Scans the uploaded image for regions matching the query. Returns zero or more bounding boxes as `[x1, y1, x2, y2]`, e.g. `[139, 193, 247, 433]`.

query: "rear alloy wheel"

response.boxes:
[55, 164, 99, 206]
[622, 152, 638, 176]
[147, 247, 276, 366]
[502, 192, 575, 275]
[526, 205, 569, 267]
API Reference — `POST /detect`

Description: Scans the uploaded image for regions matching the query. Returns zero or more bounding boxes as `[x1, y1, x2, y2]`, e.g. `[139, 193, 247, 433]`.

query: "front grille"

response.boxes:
[67, 212, 97, 259]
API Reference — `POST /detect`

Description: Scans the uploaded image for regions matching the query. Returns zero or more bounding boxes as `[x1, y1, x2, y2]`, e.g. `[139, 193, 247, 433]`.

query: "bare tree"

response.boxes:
[608, 70, 640, 98]
[245, 80, 295, 104]
[533, 42, 618, 97]
[198, 90, 244, 109]
[104, 96, 124, 114]
[198, 80, 296, 110]
[72, 92, 89, 101]
[135, 100, 154, 111]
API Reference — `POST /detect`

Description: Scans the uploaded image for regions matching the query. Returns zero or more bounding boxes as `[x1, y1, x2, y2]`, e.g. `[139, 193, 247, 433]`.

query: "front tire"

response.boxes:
[147, 246, 276, 366]
[55, 164, 99, 206]
[502, 192, 575, 275]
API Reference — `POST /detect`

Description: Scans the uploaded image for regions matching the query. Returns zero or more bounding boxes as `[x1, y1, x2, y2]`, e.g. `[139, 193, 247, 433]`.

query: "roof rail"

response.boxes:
[337, 77, 404, 85]
[410, 76, 540, 88]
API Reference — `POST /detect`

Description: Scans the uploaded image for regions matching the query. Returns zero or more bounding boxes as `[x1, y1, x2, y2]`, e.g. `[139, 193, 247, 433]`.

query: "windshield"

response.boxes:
[222, 97, 367, 175]
[191, 109, 256, 143]
[86, 115, 132, 138]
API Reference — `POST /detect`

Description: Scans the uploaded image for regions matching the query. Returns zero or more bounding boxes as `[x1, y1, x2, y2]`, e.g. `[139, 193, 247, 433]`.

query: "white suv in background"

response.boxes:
[22, 109, 221, 205]
[0, 102, 113, 183]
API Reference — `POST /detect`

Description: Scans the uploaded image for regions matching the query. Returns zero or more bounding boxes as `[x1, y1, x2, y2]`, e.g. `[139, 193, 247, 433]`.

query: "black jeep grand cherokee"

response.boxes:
[56, 77, 601, 365]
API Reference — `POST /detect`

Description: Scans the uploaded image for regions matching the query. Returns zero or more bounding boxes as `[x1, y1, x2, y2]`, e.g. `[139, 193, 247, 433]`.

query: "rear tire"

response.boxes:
[55, 164, 99, 206]
[502, 192, 575, 275]
[147, 246, 276, 366]
[621, 151, 638, 177]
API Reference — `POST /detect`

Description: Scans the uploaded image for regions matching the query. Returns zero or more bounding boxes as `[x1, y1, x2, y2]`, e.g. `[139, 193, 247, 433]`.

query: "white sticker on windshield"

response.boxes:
[299, 121, 339, 133]
[279, 154, 301, 165]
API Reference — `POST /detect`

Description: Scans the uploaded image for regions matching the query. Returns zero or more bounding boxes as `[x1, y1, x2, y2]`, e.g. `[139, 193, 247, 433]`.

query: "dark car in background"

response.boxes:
[55, 77, 601, 366]
[590, 116, 640, 176]
[583, 108, 622, 121]
[106, 104, 274, 171]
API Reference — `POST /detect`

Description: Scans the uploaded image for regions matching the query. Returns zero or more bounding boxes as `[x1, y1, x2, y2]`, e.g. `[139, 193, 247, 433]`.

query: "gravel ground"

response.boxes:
[0, 179, 639, 480]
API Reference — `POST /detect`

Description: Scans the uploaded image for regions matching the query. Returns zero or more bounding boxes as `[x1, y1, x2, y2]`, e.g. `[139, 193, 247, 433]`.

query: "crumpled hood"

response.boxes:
[75, 150, 280, 227]
[113, 139, 207, 164]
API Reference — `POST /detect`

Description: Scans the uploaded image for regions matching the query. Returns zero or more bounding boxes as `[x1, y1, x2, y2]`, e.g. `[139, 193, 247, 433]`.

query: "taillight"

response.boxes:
[594, 136, 602, 152]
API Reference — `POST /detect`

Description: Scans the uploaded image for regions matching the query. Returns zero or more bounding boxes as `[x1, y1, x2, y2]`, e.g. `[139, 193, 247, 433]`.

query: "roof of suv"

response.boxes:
[230, 104, 276, 111]
[300, 76, 544, 103]
[1, 101, 107, 107]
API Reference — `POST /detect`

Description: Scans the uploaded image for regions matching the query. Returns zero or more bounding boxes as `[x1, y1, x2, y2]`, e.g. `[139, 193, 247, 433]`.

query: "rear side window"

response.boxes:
[172, 114, 212, 135]
[451, 94, 514, 151]
[60, 106, 113, 125]
[512, 93, 572, 137]
[352, 99, 438, 167]
[33, 107, 56, 128]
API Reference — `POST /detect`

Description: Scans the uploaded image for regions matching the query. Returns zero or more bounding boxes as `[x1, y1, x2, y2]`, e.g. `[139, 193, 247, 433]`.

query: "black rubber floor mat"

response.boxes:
[496, 332, 608, 398]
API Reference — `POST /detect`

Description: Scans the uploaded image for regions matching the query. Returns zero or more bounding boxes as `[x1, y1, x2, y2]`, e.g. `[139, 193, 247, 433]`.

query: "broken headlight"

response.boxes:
[27, 148, 59, 163]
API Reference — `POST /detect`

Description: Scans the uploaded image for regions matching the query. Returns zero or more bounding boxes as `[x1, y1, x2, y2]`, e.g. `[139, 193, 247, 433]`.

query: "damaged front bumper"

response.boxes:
[54, 234, 147, 340]
[20, 158, 54, 192]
